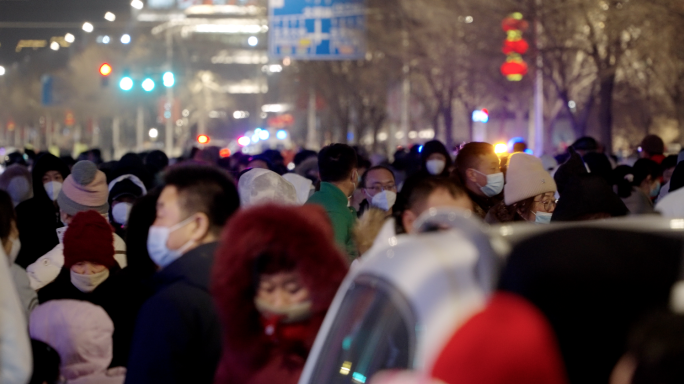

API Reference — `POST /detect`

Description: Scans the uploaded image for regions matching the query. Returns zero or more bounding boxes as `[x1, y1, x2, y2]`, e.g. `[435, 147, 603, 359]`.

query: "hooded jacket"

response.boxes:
[211, 204, 348, 384]
[125, 242, 222, 384]
[0, 164, 33, 206]
[15, 153, 70, 268]
[29, 300, 125, 384]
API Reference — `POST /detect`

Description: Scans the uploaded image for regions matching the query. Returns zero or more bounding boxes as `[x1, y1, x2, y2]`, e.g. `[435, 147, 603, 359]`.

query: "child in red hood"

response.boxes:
[211, 204, 349, 384]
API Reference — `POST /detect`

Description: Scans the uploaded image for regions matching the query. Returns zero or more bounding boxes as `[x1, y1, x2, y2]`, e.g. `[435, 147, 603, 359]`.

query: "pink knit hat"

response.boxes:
[57, 160, 109, 215]
[504, 153, 557, 206]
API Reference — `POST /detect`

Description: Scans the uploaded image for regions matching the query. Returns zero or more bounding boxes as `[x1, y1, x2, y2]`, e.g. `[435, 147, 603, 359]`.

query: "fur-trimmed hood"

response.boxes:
[211, 204, 349, 384]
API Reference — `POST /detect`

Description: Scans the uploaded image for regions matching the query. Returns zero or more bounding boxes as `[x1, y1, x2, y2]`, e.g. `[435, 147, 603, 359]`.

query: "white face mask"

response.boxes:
[112, 202, 133, 226]
[7, 237, 20, 265]
[426, 159, 446, 175]
[44, 181, 62, 202]
[370, 190, 397, 212]
[533, 211, 553, 225]
[70, 269, 110, 293]
[254, 297, 313, 324]
[474, 170, 505, 197]
[147, 216, 197, 269]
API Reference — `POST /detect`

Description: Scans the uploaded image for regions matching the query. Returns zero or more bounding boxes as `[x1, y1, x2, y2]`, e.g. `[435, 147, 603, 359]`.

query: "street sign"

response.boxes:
[269, 0, 365, 60]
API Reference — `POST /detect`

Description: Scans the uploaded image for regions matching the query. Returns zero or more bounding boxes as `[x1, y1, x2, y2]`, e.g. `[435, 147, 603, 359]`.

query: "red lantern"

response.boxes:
[502, 17, 529, 32]
[500, 60, 528, 80]
[502, 39, 529, 55]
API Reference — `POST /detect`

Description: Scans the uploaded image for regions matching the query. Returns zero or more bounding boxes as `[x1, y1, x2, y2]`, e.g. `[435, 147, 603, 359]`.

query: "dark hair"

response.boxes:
[455, 142, 495, 184]
[360, 166, 395, 188]
[512, 196, 536, 217]
[294, 150, 317, 166]
[662, 155, 678, 171]
[627, 311, 684, 384]
[145, 150, 170, 173]
[394, 177, 466, 234]
[571, 136, 598, 152]
[0, 190, 14, 241]
[613, 160, 661, 198]
[670, 162, 684, 193]
[164, 165, 240, 233]
[318, 144, 358, 183]
[29, 339, 61, 384]
[124, 189, 160, 277]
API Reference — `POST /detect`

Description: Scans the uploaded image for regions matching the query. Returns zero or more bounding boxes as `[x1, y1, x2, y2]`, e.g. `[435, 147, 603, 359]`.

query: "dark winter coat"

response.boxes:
[212, 204, 349, 384]
[125, 242, 222, 384]
[15, 154, 70, 268]
[36, 265, 140, 368]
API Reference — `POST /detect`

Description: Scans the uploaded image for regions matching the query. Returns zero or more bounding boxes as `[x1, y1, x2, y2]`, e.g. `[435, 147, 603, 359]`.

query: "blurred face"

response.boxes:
[70, 261, 106, 275]
[519, 192, 557, 222]
[42, 170, 63, 184]
[427, 153, 447, 163]
[256, 271, 310, 310]
[248, 160, 270, 170]
[60, 210, 74, 225]
[402, 188, 474, 234]
[154, 186, 212, 251]
[364, 168, 396, 199]
[465, 153, 500, 193]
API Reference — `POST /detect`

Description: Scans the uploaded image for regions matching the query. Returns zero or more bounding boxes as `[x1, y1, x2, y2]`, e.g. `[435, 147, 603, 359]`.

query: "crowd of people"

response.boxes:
[0, 133, 683, 384]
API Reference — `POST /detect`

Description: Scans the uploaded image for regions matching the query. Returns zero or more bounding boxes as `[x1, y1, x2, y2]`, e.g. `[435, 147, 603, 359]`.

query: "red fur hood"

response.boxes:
[211, 204, 349, 384]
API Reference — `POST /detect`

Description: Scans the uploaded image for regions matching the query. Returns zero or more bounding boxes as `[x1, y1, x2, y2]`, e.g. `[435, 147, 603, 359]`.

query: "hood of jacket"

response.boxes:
[31, 153, 71, 203]
[29, 300, 114, 380]
[211, 204, 349, 383]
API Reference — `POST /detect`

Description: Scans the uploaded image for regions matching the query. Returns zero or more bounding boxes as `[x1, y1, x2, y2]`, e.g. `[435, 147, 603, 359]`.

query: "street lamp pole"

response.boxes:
[165, 28, 175, 156]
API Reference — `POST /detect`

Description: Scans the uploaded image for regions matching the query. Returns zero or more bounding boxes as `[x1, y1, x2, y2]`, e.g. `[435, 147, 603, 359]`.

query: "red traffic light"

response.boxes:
[219, 148, 231, 158]
[197, 134, 210, 144]
[99, 63, 112, 77]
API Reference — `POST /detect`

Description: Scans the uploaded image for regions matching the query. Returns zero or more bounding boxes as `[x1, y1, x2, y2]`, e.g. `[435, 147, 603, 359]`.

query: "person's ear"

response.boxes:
[189, 213, 211, 242]
[402, 209, 417, 234]
[465, 168, 477, 183]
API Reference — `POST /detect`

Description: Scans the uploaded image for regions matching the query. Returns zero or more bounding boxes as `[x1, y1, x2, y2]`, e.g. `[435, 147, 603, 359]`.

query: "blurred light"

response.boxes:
[142, 78, 155, 92]
[408, 131, 417, 139]
[0, 66, 5, 76]
[64, 33, 75, 43]
[638, 146, 643, 152]
[121, 34, 131, 44]
[259, 130, 270, 140]
[512, 12, 524, 20]
[182, 109, 190, 117]
[568, 100, 576, 109]
[465, 16, 474, 23]
[251, 133, 260, 143]
[671, 219, 684, 229]
[131, 0, 144, 9]
[507, 137, 525, 152]
[248, 36, 258, 46]
[163, 71, 175, 87]
[287, 162, 295, 170]
[283, 57, 291, 66]
[352, 372, 367, 383]
[276, 130, 287, 140]
[197, 134, 210, 144]
[102, 35, 110, 44]
[50, 41, 60, 51]
[99, 63, 112, 76]
[192, 24, 267, 34]
[377, 132, 388, 141]
[148, 128, 158, 138]
[219, 148, 231, 158]
[104, 12, 116, 22]
[340, 361, 352, 376]
[494, 143, 508, 154]
[418, 145, 423, 153]
[261, 104, 287, 113]
[524, 149, 534, 155]
[262, 64, 283, 73]
[472, 109, 489, 123]
[233, 111, 249, 119]
[119, 77, 133, 91]
[82, 22, 94, 33]
[237, 136, 251, 146]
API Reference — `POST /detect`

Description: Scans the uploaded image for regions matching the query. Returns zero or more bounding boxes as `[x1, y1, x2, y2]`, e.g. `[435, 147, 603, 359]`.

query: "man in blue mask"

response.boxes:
[126, 165, 240, 384]
[455, 142, 504, 219]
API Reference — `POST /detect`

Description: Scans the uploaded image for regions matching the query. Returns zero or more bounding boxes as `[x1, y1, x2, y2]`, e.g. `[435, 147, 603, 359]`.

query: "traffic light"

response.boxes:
[119, 76, 133, 91]
[99, 63, 112, 87]
[163, 71, 175, 87]
[142, 78, 155, 92]
[197, 134, 210, 145]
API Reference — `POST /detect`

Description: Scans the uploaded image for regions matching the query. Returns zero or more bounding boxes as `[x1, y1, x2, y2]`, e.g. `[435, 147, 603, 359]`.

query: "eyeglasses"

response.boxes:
[534, 199, 558, 210]
[365, 184, 397, 194]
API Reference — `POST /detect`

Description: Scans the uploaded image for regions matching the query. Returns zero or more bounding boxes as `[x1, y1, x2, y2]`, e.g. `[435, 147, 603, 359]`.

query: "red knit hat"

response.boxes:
[63, 210, 116, 269]
[431, 292, 569, 384]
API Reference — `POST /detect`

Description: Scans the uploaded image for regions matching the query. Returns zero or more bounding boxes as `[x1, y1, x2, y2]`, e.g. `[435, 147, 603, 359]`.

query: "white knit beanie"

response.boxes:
[504, 153, 557, 206]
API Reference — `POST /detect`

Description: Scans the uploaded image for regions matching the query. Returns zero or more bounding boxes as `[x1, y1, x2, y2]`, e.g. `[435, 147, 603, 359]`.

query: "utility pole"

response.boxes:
[532, 0, 544, 156]
[136, 106, 144, 152]
[307, 87, 318, 150]
[165, 29, 175, 156]
[112, 117, 120, 160]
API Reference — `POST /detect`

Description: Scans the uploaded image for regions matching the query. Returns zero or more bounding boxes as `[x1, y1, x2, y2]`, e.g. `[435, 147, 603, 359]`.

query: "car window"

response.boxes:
[308, 274, 416, 384]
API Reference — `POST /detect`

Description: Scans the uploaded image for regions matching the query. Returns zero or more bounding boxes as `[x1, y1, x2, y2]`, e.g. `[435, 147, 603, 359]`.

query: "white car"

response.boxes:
[298, 210, 684, 384]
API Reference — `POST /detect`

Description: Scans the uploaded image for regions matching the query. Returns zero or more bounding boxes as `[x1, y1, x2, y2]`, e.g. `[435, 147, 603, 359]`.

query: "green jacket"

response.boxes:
[306, 182, 358, 260]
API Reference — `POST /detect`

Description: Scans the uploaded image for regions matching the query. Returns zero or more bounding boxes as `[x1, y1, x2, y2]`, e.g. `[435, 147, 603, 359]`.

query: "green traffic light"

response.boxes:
[163, 71, 175, 87]
[142, 78, 155, 92]
[119, 77, 133, 91]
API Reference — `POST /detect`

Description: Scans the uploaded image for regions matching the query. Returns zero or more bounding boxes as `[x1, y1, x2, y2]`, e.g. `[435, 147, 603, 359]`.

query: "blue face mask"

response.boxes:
[533, 211, 552, 225]
[474, 170, 504, 197]
[650, 180, 661, 198]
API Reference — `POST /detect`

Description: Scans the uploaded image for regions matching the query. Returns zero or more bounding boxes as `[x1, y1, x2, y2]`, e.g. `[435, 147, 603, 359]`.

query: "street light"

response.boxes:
[65, 33, 75, 43]
[149, 128, 158, 138]
[102, 36, 111, 44]
[142, 78, 155, 92]
[121, 34, 131, 44]
[50, 41, 60, 51]
[130, 0, 143, 9]
[0, 66, 5, 76]
[248, 36, 258, 46]
[82, 22, 94, 33]
[104, 12, 116, 22]
[197, 135, 210, 144]
[162, 71, 175, 87]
